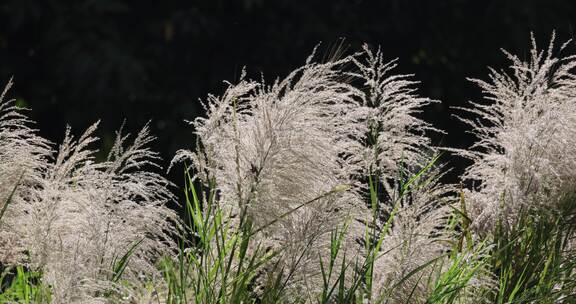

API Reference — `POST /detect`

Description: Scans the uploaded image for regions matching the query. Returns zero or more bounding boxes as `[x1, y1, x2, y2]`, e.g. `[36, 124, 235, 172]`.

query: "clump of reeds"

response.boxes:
[0, 82, 179, 303]
[2, 34, 575, 304]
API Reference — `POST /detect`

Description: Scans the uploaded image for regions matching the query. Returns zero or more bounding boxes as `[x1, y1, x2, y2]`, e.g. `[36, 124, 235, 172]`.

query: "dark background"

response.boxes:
[1, 0, 575, 185]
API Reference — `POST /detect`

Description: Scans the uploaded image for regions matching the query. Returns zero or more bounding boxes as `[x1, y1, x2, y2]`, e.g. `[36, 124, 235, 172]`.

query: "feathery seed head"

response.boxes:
[456, 33, 576, 232]
[0, 83, 179, 302]
[174, 46, 445, 298]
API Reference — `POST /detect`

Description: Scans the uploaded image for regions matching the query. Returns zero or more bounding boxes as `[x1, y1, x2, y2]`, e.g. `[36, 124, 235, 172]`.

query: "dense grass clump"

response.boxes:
[1, 34, 575, 303]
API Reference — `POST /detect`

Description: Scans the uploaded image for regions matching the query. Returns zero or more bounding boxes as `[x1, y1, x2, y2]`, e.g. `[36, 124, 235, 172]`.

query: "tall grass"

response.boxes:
[2, 34, 576, 303]
[158, 156, 457, 304]
[488, 201, 576, 303]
